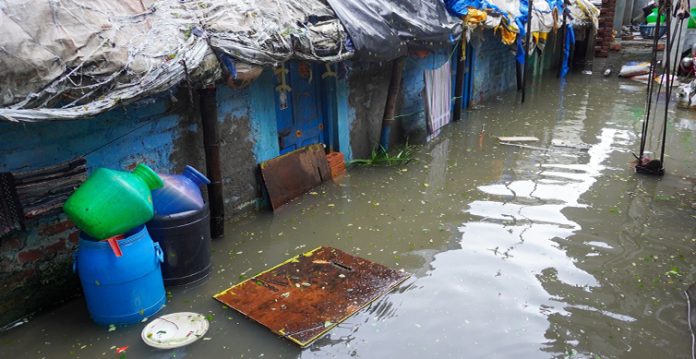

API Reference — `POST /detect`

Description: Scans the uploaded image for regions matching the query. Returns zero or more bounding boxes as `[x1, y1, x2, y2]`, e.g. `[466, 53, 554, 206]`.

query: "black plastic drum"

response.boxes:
[146, 204, 211, 286]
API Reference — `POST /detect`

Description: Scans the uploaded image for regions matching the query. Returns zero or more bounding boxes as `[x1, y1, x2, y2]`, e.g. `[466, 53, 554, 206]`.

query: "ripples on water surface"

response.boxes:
[1, 75, 695, 359]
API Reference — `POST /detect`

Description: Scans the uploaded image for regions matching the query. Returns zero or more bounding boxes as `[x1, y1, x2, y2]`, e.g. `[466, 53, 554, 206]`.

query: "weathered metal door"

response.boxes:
[274, 61, 325, 155]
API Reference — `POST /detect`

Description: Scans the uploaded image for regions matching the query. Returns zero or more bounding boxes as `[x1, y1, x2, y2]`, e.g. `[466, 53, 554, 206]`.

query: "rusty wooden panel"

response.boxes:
[214, 246, 410, 347]
[259, 144, 330, 210]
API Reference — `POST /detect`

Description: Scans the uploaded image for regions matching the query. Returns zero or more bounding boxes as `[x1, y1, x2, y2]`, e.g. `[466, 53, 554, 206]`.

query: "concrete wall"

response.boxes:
[345, 49, 454, 159]
[346, 62, 392, 159]
[470, 29, 518, 105]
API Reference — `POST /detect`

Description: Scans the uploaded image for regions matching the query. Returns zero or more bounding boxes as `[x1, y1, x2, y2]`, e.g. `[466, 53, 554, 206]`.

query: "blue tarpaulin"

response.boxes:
[561, 24, 575, 78]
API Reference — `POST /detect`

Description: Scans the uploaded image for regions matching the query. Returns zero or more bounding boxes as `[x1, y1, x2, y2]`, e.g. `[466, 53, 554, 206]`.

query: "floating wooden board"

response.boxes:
[259, 144, 330, 210]
[214, 246, 410, 347]
[497, 136, 539, 142]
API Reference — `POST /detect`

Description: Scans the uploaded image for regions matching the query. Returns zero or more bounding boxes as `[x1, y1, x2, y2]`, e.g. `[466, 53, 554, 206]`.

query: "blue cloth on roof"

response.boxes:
[444, 0, 510, 21]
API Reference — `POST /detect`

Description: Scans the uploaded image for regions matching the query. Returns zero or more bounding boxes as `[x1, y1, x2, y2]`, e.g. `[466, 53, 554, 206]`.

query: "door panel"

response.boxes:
[274, 62, 325, 155]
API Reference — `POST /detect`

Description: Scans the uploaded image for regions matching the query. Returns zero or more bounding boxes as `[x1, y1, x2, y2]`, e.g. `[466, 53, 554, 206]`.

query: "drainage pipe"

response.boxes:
[379, 57, 406, 150]
[199, 87, 224, 239]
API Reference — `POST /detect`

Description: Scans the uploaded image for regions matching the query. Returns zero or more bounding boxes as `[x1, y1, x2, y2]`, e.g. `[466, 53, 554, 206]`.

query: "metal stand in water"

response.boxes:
[634, 0, 690, 176]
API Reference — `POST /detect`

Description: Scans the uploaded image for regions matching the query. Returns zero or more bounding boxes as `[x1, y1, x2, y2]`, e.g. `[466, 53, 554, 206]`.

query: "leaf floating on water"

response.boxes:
[108, 324, 116, 332]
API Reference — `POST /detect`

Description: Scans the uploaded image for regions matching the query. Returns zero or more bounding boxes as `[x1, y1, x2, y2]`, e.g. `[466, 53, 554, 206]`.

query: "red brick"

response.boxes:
[17, 238, 67, 264]
[39, 220, 75, 236]
[18, 248, 43, 264]
[67, 231, 80, 244]
[44, 238, 67, 255]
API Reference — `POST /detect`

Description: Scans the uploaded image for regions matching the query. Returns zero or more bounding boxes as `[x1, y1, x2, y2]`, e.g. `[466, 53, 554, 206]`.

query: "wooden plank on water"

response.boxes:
[214, 246, 411, 347]
[259, 144, 330, 211]
[497, 136, 539, 142]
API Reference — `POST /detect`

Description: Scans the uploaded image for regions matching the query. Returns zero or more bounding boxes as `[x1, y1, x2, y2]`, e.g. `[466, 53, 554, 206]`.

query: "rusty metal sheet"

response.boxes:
[259, 144, 331, 210]
[214, 246, 410, 347]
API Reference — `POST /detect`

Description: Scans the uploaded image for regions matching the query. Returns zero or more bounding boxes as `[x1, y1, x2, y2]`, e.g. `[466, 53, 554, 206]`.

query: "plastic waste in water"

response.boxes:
[64, 163, 163, 240]
[152, 165, 210, 215]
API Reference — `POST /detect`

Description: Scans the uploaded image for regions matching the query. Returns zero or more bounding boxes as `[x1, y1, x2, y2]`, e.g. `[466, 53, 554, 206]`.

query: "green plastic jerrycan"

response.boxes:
[64, 164, 164, 240]
[646, 9, 665, 24]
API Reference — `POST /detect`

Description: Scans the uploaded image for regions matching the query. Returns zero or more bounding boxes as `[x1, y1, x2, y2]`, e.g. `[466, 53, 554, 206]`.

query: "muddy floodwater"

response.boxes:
[2, 74, 696, 358]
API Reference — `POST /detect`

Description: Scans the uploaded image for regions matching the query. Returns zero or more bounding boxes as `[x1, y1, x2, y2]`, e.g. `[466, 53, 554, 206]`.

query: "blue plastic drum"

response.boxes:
[75, 226, 166, 325]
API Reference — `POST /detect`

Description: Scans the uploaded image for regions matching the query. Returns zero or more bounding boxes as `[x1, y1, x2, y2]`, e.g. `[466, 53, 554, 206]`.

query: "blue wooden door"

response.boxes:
[274, 61, 325, 155]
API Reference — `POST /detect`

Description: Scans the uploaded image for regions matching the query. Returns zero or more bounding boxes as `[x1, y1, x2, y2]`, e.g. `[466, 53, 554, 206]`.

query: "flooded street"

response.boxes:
[2, 73, 695, 358]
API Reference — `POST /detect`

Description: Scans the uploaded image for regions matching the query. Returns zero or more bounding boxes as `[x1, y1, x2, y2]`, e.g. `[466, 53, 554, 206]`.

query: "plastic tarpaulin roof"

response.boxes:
[325, 0, 462, 61]
[0, 0, 352, 122]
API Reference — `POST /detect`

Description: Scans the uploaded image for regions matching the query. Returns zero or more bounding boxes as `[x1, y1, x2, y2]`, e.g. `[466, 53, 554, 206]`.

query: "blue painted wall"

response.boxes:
[248, 69, 280, 164]
[336, 75, 354, 163]
[470, 29, 518, 105]
[0, 93, 200, 174]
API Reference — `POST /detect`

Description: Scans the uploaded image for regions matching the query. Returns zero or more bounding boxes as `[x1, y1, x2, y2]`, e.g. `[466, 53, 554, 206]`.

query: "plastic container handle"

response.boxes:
[106, 235, 124, 257]
[154, 242, 164, 263]
[183, 165, 211, 187]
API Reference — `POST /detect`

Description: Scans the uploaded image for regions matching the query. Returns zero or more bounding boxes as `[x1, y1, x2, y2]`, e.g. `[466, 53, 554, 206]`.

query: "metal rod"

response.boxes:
[379, 57, 406, 150]
[639, 6, 663, 160]
[660, 8, 673, 165]
[522, 0, 534, 103]
[199, 86, 224, 239]
[453, 36, 467, 122]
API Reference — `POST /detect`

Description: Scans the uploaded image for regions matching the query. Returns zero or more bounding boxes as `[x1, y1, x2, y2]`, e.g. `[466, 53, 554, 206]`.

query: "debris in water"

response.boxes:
[497, 136, 539, 142]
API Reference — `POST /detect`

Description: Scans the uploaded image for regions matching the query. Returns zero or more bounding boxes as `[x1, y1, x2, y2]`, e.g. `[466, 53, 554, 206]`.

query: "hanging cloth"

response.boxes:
[424, 59, 453, 141]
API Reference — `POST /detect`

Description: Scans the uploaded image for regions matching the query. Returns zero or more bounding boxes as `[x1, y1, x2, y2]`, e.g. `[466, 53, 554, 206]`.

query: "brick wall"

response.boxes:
[595, 0, 616, 57]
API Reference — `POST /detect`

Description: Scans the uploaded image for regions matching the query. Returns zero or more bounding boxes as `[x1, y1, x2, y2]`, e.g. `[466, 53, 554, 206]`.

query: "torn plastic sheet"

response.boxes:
[325, 0, 461, 61]
[204, 0, 352, 65]
[0, 0, 353, 123]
